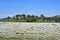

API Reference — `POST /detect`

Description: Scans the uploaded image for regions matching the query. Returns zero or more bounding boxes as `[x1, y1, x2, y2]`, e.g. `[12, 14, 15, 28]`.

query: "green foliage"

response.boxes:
[26, 18, 37, 22]
[0, 14, 60, 22]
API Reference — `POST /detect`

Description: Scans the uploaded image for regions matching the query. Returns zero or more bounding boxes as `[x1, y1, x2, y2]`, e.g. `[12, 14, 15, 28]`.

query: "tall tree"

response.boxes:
[22, 14, 26, 19]
[7, 16, 11, 19]
[40, 14, 46, 22]
[27, 15, 31, 18]
[15, 14, 21, 22]
[31, 15, 35, 18]
[40, 14, 45, 18]
[15, 14, 21, 19]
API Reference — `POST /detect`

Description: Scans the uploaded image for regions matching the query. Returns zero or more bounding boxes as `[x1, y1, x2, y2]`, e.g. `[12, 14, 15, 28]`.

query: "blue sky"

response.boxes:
[0, 0, 60, 18]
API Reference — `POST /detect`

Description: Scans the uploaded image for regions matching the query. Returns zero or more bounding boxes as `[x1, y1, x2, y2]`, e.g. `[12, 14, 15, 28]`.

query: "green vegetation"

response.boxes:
[0, 14, 60, 22]
[0, 35, 58, 40]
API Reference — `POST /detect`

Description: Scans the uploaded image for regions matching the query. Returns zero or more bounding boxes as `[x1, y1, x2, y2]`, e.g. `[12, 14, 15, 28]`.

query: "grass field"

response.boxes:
[0, 22, 60, 40]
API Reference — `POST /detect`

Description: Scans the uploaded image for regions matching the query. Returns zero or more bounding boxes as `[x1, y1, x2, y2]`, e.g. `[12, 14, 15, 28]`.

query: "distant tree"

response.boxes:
[31, 15, 37, 22]
[54, 16, 60, 22]
[16, 14, 21, 19]
[40, 14, 46, 22]
[14, 14, 21, 22]
[21, 14, 26, 19]
[31, 15, 35, 18]
[2, 13, 60, 22]
[26, 15, 37, 22]
[32, 18, 37, 22]
[35, 16, 39, 19]
[7, 16, 11, 19]
[27, 15, 31, 18]
[6, 16, 11, 22]
[40, 14, 45, 18]
[13, 16, 15, 19]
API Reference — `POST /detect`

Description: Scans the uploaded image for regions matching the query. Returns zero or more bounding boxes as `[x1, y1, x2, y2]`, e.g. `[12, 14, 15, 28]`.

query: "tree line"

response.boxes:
[1, 14, 60, 22]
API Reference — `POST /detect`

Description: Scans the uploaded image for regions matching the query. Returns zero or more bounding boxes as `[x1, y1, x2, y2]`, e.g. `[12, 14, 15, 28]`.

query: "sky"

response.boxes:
[0, 0, 60, 18]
